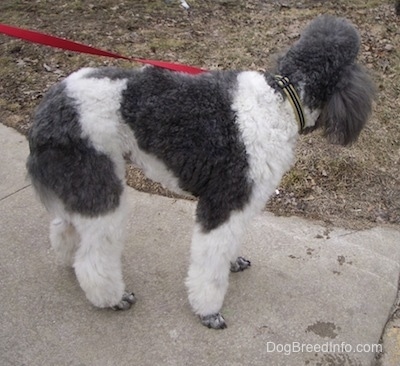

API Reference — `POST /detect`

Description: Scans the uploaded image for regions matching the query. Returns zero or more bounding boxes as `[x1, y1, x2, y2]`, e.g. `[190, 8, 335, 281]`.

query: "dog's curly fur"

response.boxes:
[27, 16, 375, 329]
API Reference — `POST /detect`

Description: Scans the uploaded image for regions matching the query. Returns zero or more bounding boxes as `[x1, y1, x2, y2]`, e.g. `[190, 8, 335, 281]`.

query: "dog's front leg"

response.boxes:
[186, 209, 250, 329]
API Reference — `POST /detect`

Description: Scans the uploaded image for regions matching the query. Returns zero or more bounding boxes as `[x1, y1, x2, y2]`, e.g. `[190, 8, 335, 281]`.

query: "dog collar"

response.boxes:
[274, 75, 306, 133]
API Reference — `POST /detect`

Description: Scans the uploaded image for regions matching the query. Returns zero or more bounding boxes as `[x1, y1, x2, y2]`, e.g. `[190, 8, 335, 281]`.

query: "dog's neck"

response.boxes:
[269, 74, 321, 134]
[274, 75, 305, 133]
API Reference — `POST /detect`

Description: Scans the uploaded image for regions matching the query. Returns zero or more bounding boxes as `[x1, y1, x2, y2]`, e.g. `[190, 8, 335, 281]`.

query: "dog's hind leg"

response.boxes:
[50, 218, 79, 267]
[71, 196, 136, 310]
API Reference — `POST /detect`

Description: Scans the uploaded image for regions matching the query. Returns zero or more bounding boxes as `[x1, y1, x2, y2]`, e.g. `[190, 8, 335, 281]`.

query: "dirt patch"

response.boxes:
[1, 0, 399, 230]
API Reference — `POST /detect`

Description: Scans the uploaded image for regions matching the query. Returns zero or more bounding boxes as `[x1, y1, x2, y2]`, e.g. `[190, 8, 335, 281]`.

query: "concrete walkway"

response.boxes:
[1, 123, 399, 366]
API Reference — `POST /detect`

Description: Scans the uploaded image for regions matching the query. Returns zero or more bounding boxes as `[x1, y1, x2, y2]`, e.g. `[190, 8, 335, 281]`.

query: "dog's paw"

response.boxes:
[230, 256, 251, 272]
[111, 292, 137, 311]
[200, 313, 227, 329]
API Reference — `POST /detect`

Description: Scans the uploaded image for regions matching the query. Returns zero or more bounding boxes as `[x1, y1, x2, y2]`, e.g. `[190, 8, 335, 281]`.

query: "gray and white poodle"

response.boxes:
[27, 15, 375, 329]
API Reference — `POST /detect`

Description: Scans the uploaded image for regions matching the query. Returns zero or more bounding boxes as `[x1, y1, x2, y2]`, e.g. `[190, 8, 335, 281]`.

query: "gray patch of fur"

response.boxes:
[318, 63, 375, 145]
[274, 15, 375, 145]
[27, 82, 123, 216]
[120, 67, 253, 231]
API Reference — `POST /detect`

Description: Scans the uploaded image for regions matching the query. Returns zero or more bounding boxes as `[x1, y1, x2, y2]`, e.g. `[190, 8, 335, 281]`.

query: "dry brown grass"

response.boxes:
[1, 0, 399, 229]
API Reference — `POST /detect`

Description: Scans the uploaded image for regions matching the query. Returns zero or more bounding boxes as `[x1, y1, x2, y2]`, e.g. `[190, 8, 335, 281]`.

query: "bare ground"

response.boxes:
[0, 0, 399, 230]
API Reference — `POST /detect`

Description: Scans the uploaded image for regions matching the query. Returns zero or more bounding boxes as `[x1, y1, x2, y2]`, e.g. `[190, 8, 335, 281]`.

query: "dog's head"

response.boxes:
[277, 15, 376, 145]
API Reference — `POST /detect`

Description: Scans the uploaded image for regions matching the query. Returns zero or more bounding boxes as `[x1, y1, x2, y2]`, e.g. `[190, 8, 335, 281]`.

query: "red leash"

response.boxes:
[0, 23, 206, 75]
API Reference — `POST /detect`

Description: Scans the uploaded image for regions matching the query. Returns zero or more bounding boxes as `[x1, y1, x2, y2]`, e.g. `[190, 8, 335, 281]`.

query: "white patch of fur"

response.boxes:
[65, 69, 130, 179]
[45, 186, 129, 307]
[233, 71, 299, 209]
[186, 208, 250, 316]
[298, 82, 322, 128]
[128, 142, 189, 195]
[304, 106, 321, 127]
[71, 190, 129, 308]
[50, 217, 79, 267]
[65, 69, 184, 193]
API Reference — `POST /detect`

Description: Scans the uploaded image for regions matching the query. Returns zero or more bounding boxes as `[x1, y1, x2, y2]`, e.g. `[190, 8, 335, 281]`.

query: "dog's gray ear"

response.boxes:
[319, 63, 376, 146]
